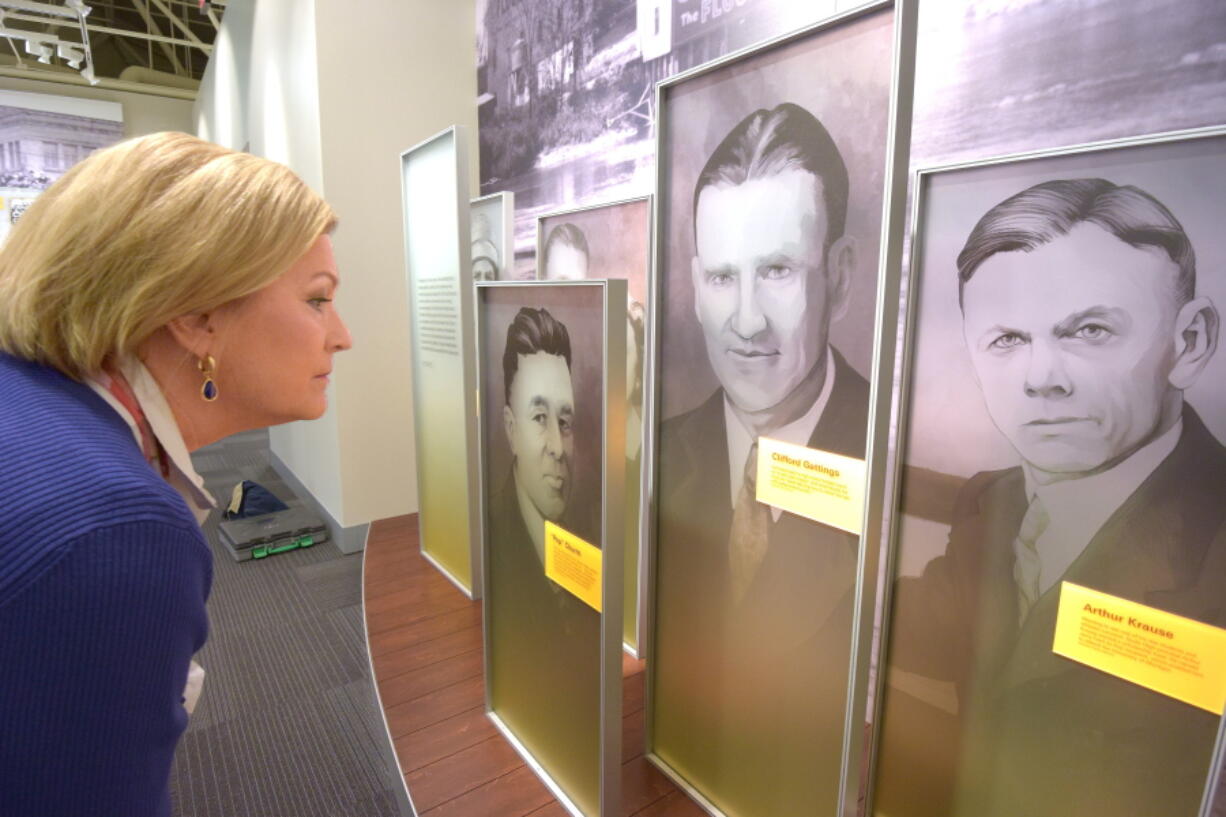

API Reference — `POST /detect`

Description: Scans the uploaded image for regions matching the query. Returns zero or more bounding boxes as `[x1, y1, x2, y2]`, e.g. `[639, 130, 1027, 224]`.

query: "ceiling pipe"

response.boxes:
[0, 52, 196, 99]
[118, 64, 197, 90]
[0, 0, 78, 20]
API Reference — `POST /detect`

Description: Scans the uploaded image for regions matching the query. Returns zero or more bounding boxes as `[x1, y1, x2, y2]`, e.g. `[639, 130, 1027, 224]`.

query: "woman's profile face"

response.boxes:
[213, 235, 352, 426]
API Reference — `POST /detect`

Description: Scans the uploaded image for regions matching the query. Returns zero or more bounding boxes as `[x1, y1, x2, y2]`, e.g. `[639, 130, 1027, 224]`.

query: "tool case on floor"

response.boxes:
[218, 506, 329, 562]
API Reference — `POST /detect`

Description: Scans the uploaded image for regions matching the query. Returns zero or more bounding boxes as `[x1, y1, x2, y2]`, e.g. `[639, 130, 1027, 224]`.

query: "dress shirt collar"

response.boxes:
[724, 346, 836, 522]
[88, 356, 216, 525]
[1022, 416, 1183, 594]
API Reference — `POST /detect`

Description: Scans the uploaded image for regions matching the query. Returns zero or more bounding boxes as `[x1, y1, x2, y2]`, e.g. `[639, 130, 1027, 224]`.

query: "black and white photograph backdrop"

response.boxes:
[475, 0, 864, 278]
[475, 0, 1226, 277]
[0, 90, 122, 241]
[649, 5, 895, 816]
[873, 129, 1226, 817]
[908, 0, 1226, 166]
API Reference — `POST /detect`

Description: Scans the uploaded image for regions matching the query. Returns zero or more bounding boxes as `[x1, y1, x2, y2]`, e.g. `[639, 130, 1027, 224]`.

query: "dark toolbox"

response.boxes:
[218, 507, 329, 562]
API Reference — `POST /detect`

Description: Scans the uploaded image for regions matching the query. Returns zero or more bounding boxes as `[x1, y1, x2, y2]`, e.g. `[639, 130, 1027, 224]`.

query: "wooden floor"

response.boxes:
[363, 514, 705, 817]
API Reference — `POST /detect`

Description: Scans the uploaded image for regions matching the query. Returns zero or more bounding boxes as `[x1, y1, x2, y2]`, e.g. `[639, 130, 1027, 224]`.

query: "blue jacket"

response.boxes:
[0, 353, 212, 817]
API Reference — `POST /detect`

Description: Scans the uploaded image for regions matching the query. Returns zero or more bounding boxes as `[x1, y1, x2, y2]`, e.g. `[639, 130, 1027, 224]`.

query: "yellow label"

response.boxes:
[753, 437, 867, 534]
[544, 520, 602, 612]
[1052, 582, 1226, 714]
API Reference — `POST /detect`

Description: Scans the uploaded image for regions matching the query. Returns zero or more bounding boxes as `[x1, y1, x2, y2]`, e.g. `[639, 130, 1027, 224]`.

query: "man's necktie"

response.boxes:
[1012, 495, 1050, 625]
[729, 440, 769, 604]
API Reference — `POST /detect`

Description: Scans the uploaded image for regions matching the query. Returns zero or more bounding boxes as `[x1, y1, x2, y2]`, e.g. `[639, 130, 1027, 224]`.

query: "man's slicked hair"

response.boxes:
[957, 178, 1196, 307]
[692, 102, 849, 248]
[503, 306, 573, 404]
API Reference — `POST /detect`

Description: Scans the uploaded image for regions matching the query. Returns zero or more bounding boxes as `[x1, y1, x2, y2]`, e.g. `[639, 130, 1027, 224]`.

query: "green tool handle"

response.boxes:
[251, 536, 314, 560]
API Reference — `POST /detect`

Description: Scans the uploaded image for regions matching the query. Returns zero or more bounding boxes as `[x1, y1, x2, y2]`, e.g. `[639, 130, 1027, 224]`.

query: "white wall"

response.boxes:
[0, 74, 193, 136]
[196, 0, 479, 530]
[314, 1, 478, 525]
[195, 0, 343, 521]
[194, 0, 324, 186]
[193, 0, 252, 150]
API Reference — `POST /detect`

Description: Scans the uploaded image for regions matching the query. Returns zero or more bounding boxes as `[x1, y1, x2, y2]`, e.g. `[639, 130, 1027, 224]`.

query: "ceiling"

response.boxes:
[0, 0, 225, 95]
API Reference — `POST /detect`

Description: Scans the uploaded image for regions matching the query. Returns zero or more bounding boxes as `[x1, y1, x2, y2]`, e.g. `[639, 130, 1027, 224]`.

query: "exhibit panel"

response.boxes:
[400, 127, 482, 596]
[870, 127, 1226, 817]
[646, 2, 913, 815]
[471, 191, 514, 281]
[536, 196, 653, 655]
[477, 280, 627, 817]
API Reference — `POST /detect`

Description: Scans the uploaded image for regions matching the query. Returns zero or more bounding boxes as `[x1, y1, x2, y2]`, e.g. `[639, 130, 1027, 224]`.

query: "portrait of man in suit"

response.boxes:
[542, 222, 590, 281]
[879, 177, 1226, 817]
[485, 303, 602, 811]
[499, 305, 575, 559]
[652, 102, 871, 816]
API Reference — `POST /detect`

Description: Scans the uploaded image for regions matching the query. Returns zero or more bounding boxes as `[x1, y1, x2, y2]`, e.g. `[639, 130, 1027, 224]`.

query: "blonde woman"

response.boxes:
[0, 132, 351, 816]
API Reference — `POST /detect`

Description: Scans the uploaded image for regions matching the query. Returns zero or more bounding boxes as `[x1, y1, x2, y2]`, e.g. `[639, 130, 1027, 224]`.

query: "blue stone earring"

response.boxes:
[198, 354, 219, 402]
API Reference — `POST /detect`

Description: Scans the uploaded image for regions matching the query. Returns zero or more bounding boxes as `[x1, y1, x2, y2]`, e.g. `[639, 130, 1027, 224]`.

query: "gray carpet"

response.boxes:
[170, 429, 413, 817]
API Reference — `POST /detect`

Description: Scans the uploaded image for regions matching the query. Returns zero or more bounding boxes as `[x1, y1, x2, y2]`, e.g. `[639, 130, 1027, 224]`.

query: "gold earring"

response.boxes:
[198, 354, 218, 402]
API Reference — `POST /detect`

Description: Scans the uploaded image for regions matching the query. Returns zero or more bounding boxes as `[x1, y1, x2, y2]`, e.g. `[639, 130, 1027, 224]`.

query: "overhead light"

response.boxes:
[56, 41, 82, 67]
[23, 38, 52, 64]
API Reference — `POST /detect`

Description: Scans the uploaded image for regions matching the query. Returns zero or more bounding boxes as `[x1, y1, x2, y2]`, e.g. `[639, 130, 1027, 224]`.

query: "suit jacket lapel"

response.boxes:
[664, 389, 732, 559]
[995, 406, 1226, 693]
[808, 348, 869, 460]
[740, 351, 868, 643]
[960, 470, 1030, 688]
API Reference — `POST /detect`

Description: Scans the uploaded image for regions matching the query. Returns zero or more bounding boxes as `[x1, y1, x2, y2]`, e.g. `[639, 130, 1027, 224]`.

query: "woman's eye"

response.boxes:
[309, 297, 332, 309]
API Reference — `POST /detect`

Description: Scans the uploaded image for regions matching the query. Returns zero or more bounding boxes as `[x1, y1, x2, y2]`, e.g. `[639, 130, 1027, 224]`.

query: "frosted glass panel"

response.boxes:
[402, 129, 479, 592]
[649, 8, 895, 815]
[538, 197, 651, 652]
[479, 282, 624, 816]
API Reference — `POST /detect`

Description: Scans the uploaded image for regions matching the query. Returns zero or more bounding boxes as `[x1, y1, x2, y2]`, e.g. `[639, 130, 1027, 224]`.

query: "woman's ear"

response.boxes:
[163, 312, 217, 359]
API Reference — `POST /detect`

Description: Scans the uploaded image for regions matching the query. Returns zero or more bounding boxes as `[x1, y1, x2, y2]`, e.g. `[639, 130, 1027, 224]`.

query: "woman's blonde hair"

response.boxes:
[0, 131, 336, 379]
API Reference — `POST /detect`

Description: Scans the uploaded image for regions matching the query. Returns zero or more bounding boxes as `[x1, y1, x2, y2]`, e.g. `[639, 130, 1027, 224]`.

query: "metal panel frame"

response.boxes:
[642, 2, 917, 814]
[400, 125, 483, 599]
[534, 194, 656, 657]
[1203, 716, 1226, 817]
[862, 123, 1226, 817]
[476, 279, 627, 817]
